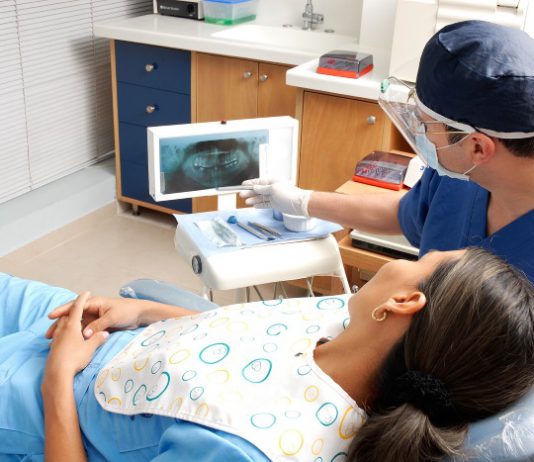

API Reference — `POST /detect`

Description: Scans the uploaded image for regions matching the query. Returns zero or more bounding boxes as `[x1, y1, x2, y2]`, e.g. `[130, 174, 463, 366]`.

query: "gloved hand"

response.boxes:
[239, 178, 312, 217]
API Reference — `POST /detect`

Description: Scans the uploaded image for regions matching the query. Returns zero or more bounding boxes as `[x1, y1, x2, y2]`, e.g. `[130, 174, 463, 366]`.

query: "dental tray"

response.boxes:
[175, 208, 342, 258]
[317, 50, 373, 79]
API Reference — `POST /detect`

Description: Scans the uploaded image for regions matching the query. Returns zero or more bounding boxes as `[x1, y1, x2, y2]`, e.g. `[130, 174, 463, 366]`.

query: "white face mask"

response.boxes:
[415, 133, 476, 181]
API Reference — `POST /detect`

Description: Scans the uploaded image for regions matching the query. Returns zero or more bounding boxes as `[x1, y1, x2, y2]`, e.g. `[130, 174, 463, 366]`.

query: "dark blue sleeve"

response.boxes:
[151, 421, 270, 462]
[398, 169, 443, 248]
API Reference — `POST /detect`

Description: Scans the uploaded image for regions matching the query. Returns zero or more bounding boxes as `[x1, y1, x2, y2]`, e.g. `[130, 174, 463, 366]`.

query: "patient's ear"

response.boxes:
[382, 291, 427, 317]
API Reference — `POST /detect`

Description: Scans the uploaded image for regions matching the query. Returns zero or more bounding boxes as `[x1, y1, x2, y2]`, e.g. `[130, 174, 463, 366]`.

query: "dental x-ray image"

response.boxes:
[159, 130, 267, 194]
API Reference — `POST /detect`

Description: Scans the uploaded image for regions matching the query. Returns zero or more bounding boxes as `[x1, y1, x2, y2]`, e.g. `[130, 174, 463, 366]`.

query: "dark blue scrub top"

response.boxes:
[398, 168, 534, 283]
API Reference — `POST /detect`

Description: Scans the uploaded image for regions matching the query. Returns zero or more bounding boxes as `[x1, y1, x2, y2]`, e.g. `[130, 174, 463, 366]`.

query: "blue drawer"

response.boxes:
[116, 41, 190, 94]
[118, 83, 191, 127]
[119, 122, 150, 166]
[120, 159, 192, 213]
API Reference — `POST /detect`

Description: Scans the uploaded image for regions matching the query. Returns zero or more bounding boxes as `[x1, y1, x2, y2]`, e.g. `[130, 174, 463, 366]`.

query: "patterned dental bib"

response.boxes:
[95, 295, 366, 461]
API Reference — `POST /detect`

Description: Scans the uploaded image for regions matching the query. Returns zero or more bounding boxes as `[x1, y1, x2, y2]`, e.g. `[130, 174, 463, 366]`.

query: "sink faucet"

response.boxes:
[302, 0, 324, 30]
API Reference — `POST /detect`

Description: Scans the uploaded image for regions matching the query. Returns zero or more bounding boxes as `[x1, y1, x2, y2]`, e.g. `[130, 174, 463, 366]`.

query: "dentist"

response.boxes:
[241, 20, 534, 283]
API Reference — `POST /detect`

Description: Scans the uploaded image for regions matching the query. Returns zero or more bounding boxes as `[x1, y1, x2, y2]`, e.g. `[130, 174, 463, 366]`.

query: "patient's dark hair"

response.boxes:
[349, 248, 534, 462]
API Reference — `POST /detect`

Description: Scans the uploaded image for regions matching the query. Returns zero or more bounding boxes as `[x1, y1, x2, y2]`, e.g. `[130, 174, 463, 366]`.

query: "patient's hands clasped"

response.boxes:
[46, 295, 145, 340]
[45, 295, 197, 342]
[44, 292, 110, 378]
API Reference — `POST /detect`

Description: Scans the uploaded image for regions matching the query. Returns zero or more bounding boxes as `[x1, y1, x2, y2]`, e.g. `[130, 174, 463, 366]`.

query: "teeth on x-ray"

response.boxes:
[159, 131, 267, 193]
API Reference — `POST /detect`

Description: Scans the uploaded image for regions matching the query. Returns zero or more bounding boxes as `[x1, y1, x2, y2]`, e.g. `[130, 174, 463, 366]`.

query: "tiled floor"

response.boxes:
[0, 203, 305, 306]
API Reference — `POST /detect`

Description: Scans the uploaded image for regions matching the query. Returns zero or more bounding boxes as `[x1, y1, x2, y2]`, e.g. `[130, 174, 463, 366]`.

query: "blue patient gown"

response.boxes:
[398, 169, 534, 283]
[0, 274, 269, 462]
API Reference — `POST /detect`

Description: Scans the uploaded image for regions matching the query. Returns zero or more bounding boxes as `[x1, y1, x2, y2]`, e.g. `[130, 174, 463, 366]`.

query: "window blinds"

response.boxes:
[0, 0, 152, 204]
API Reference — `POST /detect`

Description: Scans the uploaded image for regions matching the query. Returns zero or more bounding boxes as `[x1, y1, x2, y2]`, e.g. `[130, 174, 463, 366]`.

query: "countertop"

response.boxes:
[95, 14, 390, 101]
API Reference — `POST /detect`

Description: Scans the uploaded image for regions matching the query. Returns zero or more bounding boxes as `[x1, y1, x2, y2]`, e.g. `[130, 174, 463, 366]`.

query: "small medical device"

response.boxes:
[353, 151, 411, 190]
[147, 117, 298, 202]
[153, 0, 204, 19]
[317, 50, 373, 79]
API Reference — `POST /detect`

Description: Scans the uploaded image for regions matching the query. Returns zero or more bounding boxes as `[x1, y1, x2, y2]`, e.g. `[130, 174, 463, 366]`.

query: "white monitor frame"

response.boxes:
[148, 116, 299, 202]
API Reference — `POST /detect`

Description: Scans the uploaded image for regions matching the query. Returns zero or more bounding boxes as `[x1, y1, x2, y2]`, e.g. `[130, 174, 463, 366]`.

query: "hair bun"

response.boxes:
[393, 370, 456, 425]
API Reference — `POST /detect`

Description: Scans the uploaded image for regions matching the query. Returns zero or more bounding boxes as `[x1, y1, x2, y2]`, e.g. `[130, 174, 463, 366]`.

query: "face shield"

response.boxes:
[378, 77, 474, 161]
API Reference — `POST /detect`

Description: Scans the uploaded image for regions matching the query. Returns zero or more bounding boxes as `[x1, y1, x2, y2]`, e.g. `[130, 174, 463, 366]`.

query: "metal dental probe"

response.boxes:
[227, 215, 273, 241]
[236, 221, 274, 240]
[247, 221, 282, 238]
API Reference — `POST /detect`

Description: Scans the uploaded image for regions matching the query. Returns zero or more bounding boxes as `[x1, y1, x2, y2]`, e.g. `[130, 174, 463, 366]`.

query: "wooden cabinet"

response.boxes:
[112, 40, 193, 214]
[195, 53, 297, 122]
[299, 91, 386, 192]
[193, 53, 298, 211]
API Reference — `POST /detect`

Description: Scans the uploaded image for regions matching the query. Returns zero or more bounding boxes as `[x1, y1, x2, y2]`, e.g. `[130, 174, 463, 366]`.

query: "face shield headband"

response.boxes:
[378, 77, 475, 154]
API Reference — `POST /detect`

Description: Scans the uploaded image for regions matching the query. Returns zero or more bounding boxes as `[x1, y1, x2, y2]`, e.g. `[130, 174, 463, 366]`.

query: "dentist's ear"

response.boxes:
[468, 132, 496, 165]
[375, 291, 427, 320]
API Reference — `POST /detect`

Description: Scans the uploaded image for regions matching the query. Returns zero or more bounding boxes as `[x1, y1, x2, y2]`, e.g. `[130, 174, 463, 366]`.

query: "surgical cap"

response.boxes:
[415, 20, 534, 139]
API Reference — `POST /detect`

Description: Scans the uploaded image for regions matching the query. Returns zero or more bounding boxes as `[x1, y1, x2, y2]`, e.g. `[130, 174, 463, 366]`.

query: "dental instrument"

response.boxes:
[247, 221, 282, 238]
[227, 215, 274, 240]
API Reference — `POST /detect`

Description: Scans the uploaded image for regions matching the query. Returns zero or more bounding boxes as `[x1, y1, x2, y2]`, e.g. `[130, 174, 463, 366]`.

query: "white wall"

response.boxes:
[0, 159, 116, 257]
[256, 0, 364, 36]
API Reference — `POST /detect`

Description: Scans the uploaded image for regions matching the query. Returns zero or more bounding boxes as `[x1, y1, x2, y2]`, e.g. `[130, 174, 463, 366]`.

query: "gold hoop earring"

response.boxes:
[371, 307, 387, 322]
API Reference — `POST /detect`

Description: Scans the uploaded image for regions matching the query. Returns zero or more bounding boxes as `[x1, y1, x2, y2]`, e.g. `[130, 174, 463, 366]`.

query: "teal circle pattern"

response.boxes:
[182, 370, 197, 381]
[250, 413, 276, 429]
[146, 371, 171, 401]
[316, 297, 345, 310]
[266, 323, 288, 336]
[151, 361, 162, 374]
[199, 343, 230, 364]
[316, 402, 339, 426]
[124, 379, 134, 393]
[242, 358, 272, 383]
[141, 330, 166, 346]
[133, 385, 147, 406]
[297, 365, 312, 376]
[189, 386, 204, 401]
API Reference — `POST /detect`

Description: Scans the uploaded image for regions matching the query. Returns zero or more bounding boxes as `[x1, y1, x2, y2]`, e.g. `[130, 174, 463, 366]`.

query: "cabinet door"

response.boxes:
[196, 53, 257, 122]
[258, 63, 297, 117]
[299, 92, 386, 192]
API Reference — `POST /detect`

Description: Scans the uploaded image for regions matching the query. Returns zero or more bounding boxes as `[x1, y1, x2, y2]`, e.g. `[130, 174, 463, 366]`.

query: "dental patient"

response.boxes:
[0, 248, 533, 462]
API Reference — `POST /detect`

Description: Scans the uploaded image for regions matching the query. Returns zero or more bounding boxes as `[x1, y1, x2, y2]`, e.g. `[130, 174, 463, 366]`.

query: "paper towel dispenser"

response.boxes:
[389, 0, 532, 82]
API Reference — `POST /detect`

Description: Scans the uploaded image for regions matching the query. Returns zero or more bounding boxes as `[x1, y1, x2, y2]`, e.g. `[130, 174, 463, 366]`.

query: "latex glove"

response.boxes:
[240, 178, 312, 217]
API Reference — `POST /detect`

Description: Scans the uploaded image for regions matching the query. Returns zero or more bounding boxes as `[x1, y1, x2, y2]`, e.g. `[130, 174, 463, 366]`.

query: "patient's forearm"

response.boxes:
[138, 300, 199, 325]
[42, 375, 87, 462]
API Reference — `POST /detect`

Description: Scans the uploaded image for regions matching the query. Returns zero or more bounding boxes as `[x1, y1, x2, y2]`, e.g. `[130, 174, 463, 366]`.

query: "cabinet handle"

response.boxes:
[367, 115, 377, 125]
[145, 63, 155, 72]
[259, 74, 269, 82]
[146, 104, 157, 114]
[243, 71, 253, 79]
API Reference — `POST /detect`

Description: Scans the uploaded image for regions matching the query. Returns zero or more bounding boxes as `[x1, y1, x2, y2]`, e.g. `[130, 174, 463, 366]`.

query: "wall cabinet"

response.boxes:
[195, 53, 297, 122]
[193, 53, 298, 212]
[112, 40, 192, 213]
[298, 90, 409, 192]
